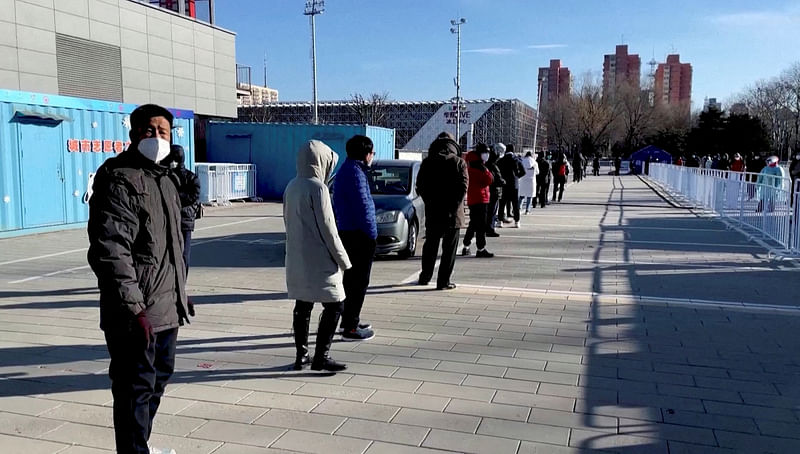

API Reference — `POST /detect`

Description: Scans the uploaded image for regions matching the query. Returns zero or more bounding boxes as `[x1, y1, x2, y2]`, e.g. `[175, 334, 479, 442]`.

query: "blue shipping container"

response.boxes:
[0, 89, 194, 237]
[205, 122, 395, 199]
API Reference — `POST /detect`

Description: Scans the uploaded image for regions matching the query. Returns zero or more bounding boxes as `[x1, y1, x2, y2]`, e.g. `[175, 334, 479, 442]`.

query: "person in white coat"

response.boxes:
[284, 140, 352, 372]
[518, 151, 540, 214]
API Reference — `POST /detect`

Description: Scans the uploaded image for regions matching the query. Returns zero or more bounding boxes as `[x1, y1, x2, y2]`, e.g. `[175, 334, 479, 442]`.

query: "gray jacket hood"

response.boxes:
[297, 140, 338, 181]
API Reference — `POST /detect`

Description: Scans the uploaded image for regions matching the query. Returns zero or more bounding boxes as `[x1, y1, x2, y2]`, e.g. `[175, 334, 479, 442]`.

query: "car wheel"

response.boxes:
[398, 220, 417, 259]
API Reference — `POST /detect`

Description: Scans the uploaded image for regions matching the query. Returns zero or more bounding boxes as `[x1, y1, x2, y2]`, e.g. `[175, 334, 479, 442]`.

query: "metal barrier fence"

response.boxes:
[195, 163, 258, 205]
[648, 163, 799, 256]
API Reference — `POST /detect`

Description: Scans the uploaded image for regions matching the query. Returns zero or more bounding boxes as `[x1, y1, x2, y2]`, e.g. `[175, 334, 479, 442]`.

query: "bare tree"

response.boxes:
[348, 92, 391, 126]
[542, 95, 578, 152]
[731, 65, 800, 159]
[611, 82, 660, 155]
[573, 73, 619, 155]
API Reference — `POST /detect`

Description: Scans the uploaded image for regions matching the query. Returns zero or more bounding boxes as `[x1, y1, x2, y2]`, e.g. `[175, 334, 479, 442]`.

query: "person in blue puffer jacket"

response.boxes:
[332, 135, 377, 341]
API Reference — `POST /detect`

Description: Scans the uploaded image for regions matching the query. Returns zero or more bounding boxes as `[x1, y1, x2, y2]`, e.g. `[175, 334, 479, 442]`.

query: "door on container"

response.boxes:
[18, 120, 66, 228]
[224, 134, 252, 162]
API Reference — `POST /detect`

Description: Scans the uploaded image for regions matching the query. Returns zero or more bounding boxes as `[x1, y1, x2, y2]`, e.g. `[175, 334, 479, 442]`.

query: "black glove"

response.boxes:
[188, 300, 196, 317]
[136, 312, 154, 348]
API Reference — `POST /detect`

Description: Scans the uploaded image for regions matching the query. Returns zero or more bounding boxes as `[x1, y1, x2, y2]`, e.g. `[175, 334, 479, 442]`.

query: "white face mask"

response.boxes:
[795, 155, 800, 160]
[137, 138, 171, 164]
[480, 153, 489, 162]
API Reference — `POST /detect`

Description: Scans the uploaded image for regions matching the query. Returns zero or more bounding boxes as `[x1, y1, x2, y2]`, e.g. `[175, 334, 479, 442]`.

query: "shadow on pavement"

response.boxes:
[190, 232, 286, 268]
[575, 176, 800, 452]
[0, 289, 289, 310]
[0, 331, 344, 398]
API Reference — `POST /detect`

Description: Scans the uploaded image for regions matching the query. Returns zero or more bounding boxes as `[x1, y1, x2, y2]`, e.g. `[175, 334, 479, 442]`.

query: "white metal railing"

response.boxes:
[649, 163, 799, 256]
[195, 163, 257, 205]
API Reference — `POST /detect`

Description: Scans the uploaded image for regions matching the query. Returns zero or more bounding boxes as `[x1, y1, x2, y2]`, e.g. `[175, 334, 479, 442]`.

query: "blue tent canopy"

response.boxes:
[630, 145, 672, 174]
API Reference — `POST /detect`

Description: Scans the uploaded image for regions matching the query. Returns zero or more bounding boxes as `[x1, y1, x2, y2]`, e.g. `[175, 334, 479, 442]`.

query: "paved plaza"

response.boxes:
[2, 174, 800, 453]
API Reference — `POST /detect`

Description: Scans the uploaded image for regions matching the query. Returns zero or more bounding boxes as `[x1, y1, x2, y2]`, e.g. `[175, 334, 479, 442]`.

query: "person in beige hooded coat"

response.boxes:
[284, 140, 352, 371]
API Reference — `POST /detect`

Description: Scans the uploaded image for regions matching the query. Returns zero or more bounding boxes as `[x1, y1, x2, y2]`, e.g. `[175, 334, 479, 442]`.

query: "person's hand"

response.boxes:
[136, 312, 154, 348]
[187, 300, 196, 317]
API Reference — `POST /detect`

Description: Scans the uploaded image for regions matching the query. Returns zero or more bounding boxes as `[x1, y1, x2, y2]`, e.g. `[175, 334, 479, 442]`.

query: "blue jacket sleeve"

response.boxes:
[333, 160, 377, 239]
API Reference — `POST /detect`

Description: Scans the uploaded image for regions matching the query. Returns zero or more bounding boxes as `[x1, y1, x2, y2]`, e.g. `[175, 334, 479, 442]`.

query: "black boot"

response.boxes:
[292, 305, 312, 370]
[311, 303, 347, 372]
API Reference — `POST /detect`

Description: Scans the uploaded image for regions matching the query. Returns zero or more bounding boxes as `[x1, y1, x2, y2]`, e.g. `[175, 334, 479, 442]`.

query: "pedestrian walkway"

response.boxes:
[1, 174, 799, 453]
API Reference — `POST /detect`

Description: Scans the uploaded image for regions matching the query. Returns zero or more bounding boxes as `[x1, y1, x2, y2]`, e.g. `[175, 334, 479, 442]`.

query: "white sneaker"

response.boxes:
[150, 446, 177, 454]
[513, 221, 520, 228]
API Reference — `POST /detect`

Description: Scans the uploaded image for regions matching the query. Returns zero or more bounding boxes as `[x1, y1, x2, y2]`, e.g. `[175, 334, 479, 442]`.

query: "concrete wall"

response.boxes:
[0, 0, 236, 117]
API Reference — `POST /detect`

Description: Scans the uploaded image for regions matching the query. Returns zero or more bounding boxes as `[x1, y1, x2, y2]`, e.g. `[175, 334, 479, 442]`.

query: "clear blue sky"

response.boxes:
[215, 0, 800, 110]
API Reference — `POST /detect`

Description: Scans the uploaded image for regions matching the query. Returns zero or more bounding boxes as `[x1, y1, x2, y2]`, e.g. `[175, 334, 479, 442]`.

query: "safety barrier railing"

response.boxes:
[195, 163, 258, 205]
[649, 163, 798, 256]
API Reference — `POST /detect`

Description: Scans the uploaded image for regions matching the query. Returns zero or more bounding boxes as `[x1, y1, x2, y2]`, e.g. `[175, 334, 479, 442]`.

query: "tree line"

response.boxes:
[542, 63, 800, 162]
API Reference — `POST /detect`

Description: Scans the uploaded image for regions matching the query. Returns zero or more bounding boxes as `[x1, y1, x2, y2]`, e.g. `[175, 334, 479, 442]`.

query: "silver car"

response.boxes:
[369, 160, 425, 258]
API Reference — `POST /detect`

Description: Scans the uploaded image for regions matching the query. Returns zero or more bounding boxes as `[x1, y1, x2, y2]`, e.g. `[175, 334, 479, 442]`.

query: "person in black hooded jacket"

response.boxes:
[164, 145, 201, 276]
[485, 145, 505, 236]
[497, 144, 526, 227]
[416, 132, 468, 290]
[536, 152, 551, 208]
[87, 104, 190, 454]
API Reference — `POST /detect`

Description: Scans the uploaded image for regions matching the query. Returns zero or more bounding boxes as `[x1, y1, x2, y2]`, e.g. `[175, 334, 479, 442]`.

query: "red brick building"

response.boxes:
[654, 54, 692, 112]
[603, 45, 641, 96]
[538, 59, 571, 105]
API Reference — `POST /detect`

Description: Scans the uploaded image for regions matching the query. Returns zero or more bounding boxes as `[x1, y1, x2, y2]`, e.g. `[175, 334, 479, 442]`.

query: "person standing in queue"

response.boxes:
[552, 153, 569, 202]
[461, 143, 494, 258]
[416, 132, 469, 290]
[165, 145, 200, 318]
[518, 151, 539, 214]
[332, 135, 377, 341]
[87, 104, 190, 454]
[536, 152, 551, 208]
[485, 145, 505, 237]
[284, 140, 352, 371]
[497, 144, 526, 227]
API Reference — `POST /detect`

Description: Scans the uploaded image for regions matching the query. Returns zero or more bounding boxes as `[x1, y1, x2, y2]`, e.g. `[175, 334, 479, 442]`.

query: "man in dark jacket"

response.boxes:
[791, 151, 800, 203]
[536, 153, 551, 208]
[497, 144, 526, 228]
[416, 132, 468, 290]
[573, 153, 584, 182]
[88, 104, 189, 454]
[486, 144, 505, 236]
[332, 135, 377, 341]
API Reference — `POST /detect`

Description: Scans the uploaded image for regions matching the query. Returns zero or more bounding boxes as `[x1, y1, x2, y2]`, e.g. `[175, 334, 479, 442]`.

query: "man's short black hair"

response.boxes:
[130, 104, 174, 132]
[346, 135, 374, 160]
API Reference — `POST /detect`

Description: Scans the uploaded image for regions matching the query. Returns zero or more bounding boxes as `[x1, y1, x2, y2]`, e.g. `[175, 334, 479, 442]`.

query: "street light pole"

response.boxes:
[533, 76, 544, 154]
[450, 18, 465, 143]
[304, 0, 325, 124]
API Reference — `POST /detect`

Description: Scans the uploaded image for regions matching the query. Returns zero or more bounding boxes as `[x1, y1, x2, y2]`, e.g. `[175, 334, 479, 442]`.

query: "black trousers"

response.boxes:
[420, 225, 460, 287]
[501, 187, 520, 222]
[487, 191, 500, 230]
[105, 327, 178, 454]
[339, 230, 376, 331]
[182, 230, 192, 274]
[553, 178, 566, 201]
[463, 203, 487, 250]
[537, 181, 549, 208]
